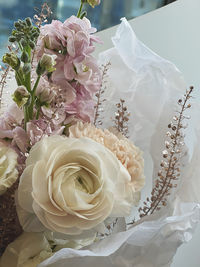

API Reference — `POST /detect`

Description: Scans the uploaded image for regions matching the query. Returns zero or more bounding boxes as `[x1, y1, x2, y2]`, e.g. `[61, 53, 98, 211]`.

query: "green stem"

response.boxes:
[28, 75, 41, 120]
[32, 75, 40, 97]
[24, 104, 29, 130]
[36, 106, 40, 119]
[77, 2, 83, 18]
[25, 46, 32, 92]
[15, 70, 24, 86]
[18, 42, 23, 51]
[25, 72, 31, 92]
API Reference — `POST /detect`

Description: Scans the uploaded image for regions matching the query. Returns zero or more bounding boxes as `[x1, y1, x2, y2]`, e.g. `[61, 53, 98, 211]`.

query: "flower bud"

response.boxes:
[32, 31, 39, 38]
[14, 21, 20, 27]
[80, 11, 87, 19]
[25, 17, 32, 27]
[36, 54, 56, 76]
[14, 21, 22, 30]
[21, 39, 27, 47]
[23, 63, 31, 74]
[21, 51, 29, 63]
[9, 36, 16, 43]
[2, 52, 20, 70]
[12, 86, 29, 107]
[85, 0, 101, 8]
[29, 40, 35, 49]
[22, 21, 26, 27]
[36, 87, 55, 105]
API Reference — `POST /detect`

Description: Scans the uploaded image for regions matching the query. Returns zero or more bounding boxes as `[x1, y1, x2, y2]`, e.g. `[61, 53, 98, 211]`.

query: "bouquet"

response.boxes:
[0, 1, 200, 267]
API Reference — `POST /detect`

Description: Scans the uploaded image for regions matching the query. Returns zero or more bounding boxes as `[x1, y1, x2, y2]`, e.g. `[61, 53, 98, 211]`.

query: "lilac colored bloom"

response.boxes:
[27, 120, 65, 146]
[12, 126, 29, 153]
[0, 103, 24, 139]
[65, 84, 95, 122]
[4, 103, 24, 125]
[36, 83, 56, 104]
[27, 121, 45, 146]
[63, 55, 101, 93]
[37, 20, 66, 57]
[36, 16, 102, 124]
[0, 122, 13, 139]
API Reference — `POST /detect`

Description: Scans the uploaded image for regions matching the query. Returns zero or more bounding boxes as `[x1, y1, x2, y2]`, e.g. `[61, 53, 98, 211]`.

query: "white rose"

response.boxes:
[22, 251, 52, 267]
[0, 231, 96, 267]
[0, 143, 18, 195]
[18, 135, 133, 235]
[0, 232, 52, 267]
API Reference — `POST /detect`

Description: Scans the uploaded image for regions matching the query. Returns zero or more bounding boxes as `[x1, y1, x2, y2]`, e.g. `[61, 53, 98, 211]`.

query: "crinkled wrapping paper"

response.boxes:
[3, 18, 200, 267]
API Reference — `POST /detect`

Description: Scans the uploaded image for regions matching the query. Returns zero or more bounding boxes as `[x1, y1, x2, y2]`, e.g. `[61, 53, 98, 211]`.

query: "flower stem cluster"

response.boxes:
[9, 18, 40, 50]
[2, 18, 57, 129]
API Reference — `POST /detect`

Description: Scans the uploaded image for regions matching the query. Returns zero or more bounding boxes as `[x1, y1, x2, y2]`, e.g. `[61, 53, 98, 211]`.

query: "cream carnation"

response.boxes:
[69, 121, 145, 203]
[0, 142, 18, 195]
[17, 135, 133, 235]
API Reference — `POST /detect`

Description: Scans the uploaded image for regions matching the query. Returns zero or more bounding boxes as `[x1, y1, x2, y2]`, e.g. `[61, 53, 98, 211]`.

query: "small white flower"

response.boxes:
[0, 143, 18, 195]
[0, 231, 96, 267]
[0, 232, 52, 267]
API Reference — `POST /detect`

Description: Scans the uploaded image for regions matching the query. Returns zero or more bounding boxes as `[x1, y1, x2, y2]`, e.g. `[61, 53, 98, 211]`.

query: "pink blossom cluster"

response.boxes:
[37, 15, 102, 122]
[0, 104, 64, 163]
[0, 16, 102, 162]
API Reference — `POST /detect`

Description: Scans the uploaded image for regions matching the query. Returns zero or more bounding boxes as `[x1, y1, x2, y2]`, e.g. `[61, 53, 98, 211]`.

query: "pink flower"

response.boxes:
[27, 121, 45, 146]
[36, 82, 56, 104]
[27, 120, 65, 146]
[37, 20, 66, 57]
[36, 16, 102, 124]
[12, 126, 29, 153]
[63, 55, 101, 93]
[65, 84, 95, 122]
[64, 16, 97, 34]
[0, 104, 24, 139]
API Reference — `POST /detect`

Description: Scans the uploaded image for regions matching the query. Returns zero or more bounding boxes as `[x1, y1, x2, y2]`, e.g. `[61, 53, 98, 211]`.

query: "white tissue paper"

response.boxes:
[2, 18, 200, 267]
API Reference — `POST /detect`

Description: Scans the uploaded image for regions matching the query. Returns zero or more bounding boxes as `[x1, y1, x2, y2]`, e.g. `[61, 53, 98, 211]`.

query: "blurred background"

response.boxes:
[0, 0, 176, 59]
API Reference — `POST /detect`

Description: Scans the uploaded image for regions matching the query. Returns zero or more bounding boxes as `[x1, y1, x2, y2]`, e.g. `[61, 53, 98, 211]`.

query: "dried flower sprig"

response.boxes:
[34, 3, 52, 28]
[94, 62, 110, 127]
[139, 86, 194, 218]
[32, 3, 52, 65]
[97, 218, 119, 239]
[114, 99, 130, 137]
[0, 45, 19, 109]
[0, 66, 10, 109]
